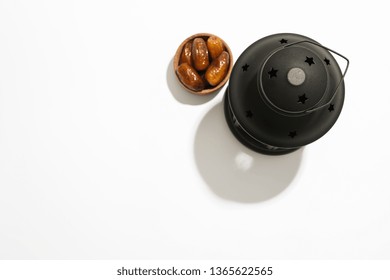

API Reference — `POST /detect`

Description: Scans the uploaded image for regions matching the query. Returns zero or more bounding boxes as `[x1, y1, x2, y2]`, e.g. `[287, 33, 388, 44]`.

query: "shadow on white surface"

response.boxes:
[194, 102, 304, 203]
[166, 58, 219, 105]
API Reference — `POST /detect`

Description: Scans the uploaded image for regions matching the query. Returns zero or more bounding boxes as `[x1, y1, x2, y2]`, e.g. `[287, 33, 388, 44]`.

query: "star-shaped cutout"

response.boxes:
[305, 56, 315, 66]
[328, 104, 335, 112]
[288, 131, 297, 138]
[298, 94, 308, 104]
[246, 110, 253, 118]
[242, 64, 249, 72]
[280, 38, 288, 44]
[324, 57, 330, 65]
[268, 67, 278, 78]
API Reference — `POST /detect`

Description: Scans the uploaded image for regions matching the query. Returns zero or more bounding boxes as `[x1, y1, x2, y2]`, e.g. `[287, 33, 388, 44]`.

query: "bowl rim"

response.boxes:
[173, 33, 233, 95]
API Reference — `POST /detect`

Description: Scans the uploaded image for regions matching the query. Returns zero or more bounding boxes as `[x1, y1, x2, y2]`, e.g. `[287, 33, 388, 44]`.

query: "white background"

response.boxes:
[0, 0, 389, 259]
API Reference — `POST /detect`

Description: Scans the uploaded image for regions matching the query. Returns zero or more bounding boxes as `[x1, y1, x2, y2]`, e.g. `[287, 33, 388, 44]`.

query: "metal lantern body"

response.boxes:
[224, 33, 348, 155]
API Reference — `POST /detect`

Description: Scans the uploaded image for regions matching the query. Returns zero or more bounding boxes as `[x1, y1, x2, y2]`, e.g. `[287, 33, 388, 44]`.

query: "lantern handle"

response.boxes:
[284, 40, 349, 113]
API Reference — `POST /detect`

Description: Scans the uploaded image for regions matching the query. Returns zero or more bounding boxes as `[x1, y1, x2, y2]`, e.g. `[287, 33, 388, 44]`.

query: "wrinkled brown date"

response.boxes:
[176, 63, 205, 91]
[192, 38, 209, 71]
[205, 51, 230, 86]
[207, 36, 225, 60]
[179, 41, 193, 66]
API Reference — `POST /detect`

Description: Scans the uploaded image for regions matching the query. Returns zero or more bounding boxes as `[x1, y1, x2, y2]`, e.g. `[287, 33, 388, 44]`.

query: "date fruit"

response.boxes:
[205, 51, 230, 86]
[179, 41, 193, 66]
[192, 38, 209, 71]
[207, 36, 225, 60]
[176, 63, 205, 91]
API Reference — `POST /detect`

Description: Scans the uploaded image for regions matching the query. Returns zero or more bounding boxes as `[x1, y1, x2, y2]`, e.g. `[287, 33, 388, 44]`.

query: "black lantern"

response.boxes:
[224, 33, 349, 155]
